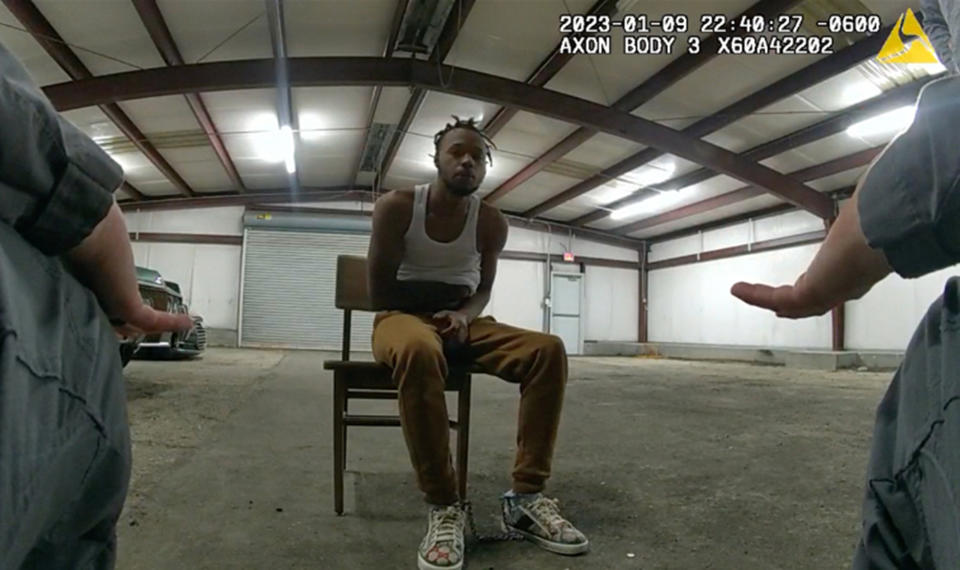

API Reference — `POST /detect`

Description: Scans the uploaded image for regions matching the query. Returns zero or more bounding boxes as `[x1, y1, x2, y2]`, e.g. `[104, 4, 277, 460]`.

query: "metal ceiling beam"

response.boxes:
[132, 0, 246, 193]
[483, 0, 801, 204]
[613, 146, 883, 236]
[121, 181, 146, 200]
[571, 76, 932, 226]
[524, 23, 893, 219]
[481, 0, 619, 138]
[265, 0, 299, 191]
[2, 0, 195, 197]
[128, 232, 244, 245]
[118, 186, 376, 211]
[352, 0, 409, 186]
[650, 185, 856, 244]
[42, 57, 833, 218]
[377, 0, 476, 184]
[378, 88, 426, 181]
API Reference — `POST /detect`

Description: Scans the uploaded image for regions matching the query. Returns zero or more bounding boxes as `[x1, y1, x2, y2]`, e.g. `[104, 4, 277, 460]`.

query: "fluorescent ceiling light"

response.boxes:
[628, 160, 676, 187]
[610, 190, 685, 221]
[846, 105, 916, 138]
[298, 112, 325, 141]
[280, 125, 296, 174]
[248, 113, 296, 172]
[249, 113, 282, 162]
[591, 181, 633, 205]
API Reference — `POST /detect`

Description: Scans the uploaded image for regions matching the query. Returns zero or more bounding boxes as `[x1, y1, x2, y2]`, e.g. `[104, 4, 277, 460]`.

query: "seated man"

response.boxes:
[367, 117, 589, 569]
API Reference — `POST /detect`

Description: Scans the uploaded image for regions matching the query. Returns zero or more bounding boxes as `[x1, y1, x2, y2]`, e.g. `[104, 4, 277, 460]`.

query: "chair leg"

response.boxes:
[334, 375, 346, 515]
[341, 390, 348, 477]
[456, 375, 472, 500]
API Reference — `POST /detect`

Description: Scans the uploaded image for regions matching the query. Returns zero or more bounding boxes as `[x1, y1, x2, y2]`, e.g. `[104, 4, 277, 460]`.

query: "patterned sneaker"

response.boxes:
[418, 504, 465, 570]
[500, 492, 589, 555]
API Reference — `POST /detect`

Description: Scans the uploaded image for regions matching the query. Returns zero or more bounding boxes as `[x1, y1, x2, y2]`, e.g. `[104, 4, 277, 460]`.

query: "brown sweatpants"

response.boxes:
[372, 312, 568, 506]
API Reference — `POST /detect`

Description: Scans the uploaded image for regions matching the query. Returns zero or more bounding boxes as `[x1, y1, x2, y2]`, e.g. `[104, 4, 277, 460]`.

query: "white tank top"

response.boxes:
[396, 184, 482, 295]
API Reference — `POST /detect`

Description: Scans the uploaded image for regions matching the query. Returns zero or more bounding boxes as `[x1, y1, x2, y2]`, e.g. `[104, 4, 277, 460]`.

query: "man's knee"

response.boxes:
[379, 330, 447, 391]
[499, 331, 567, 384]
[391, 332, 444, 364]
[524, 332, 567, 361]
[541, 333, 566, 355]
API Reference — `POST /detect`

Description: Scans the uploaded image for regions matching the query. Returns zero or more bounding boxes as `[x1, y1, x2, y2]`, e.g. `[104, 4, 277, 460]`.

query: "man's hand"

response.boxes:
[731, 273, 833, 318]
[730, 182, 891, 319]
[111, 305, 194, 339]
[433, 310, 469, 345]
[65, 201, 193, 336]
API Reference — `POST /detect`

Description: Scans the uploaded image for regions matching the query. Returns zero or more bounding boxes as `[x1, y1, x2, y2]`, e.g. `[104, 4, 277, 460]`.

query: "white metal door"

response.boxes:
[239, 229, 373, 350]
[550, 272, 583, 355]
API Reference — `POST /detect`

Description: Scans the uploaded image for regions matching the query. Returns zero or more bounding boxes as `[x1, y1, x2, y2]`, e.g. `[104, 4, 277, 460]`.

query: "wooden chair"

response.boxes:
[322, 255, 474, 515]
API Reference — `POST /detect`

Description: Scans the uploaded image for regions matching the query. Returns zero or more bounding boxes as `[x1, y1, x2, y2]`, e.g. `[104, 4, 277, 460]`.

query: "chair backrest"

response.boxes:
[335, 255, 375, 311]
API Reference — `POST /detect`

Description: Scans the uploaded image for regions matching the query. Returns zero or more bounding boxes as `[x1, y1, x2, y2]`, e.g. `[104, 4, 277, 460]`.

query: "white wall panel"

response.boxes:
[124, 206, 245, 235]
[649, 210, 825, 263]
[506, 227, 638, 262]
[585, 266, 638, 342]
[846, 267, 960, 351]
[649, 233, 700, 262]
[487, 259, 545, 333]
[649, 211, 960, 352]
[753, 210, 823, 241]
[131, 242, 241, 330]
[649, 244, 831, 348]
[702, 224, 750, 251]
[189, 246, 243, 332]
[258, 200, 371, 211]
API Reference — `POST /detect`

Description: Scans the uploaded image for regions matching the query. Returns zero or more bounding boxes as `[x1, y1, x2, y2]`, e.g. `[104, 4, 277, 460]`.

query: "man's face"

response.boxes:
[435, 128, 488, 196]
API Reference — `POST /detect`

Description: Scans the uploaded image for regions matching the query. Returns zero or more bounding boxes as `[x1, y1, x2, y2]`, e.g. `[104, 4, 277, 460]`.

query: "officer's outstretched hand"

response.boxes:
[65, 202, 194, 336]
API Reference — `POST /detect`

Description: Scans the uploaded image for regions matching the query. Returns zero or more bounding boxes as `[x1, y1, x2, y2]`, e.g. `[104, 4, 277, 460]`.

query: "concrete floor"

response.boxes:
[116, 348, 893, 570]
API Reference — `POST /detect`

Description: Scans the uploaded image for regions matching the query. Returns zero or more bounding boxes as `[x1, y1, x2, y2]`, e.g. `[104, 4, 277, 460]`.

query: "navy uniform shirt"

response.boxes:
[0, 42, 122, 256]
[921, 0, 960, 74]
[857, 75, 960, 279]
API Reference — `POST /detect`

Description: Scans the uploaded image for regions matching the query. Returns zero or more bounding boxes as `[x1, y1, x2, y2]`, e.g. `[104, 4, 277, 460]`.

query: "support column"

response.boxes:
[639, 242, 648, 343]
[832, 303, 845, 351]
[825, 216, 845, 351]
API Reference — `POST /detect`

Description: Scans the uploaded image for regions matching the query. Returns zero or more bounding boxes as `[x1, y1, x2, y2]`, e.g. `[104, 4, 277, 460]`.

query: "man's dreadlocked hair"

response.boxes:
[433, 115, 497, 167]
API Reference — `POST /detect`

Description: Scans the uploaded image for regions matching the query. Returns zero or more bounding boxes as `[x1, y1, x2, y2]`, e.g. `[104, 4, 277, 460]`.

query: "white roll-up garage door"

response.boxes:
[239, 228, 374, 350]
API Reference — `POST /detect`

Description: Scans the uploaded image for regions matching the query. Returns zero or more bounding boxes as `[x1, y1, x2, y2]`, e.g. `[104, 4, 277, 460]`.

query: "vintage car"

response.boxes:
[119, 266, 207, 366]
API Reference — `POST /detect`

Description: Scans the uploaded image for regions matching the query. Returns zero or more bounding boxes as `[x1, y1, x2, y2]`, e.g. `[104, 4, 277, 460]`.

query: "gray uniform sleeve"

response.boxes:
[857, 76, 960, 278]
[0, 42, 122, 256]
[920, 0, 956, 73]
